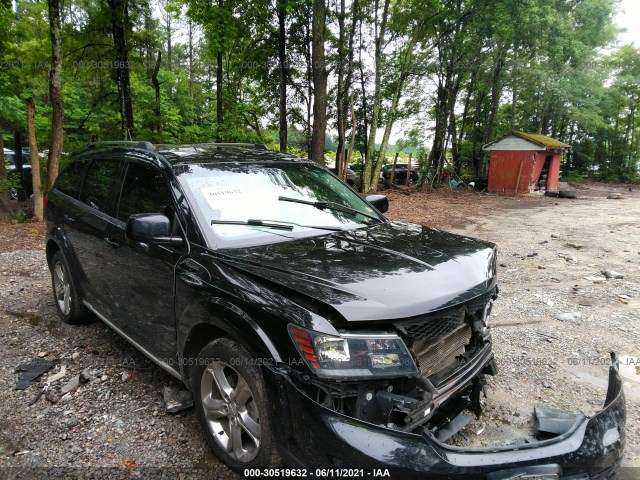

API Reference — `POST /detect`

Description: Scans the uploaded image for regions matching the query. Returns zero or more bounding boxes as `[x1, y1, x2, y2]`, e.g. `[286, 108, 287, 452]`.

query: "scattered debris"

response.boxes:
[29, 384, 58, 405]
[14, 358, 57, 390]
[60, 368, 93, 394]
[163, 386, 194, 414]
[584, 275, 606, 284]
[565, 243, 583, 250]
[46, 365, 67, 384]
[555, 312, 582, 323]
[557, 253, 577, 263]
[71, 352, 80, 360]
[601, 270, 624, 279]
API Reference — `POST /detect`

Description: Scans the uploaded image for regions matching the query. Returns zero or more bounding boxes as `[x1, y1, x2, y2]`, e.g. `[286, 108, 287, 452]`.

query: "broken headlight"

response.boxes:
[288, 325, 418, 379]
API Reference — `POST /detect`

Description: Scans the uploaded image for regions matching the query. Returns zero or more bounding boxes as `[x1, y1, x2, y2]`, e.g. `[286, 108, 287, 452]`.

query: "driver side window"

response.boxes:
[118, 162, 175, 225]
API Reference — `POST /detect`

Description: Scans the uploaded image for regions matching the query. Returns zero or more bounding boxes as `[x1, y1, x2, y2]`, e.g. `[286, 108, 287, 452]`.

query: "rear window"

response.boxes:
[78, 160, 122, 214]
[55, 162, 87, 198]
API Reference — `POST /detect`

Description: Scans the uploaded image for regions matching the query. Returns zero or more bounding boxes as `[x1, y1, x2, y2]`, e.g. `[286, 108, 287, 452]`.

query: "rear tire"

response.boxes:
[193, 338, 280, 472]
[50, 251, 88, 324]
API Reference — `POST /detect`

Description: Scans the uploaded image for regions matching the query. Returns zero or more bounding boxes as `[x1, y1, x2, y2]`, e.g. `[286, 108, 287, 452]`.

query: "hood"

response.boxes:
[218, 221, 497, 322]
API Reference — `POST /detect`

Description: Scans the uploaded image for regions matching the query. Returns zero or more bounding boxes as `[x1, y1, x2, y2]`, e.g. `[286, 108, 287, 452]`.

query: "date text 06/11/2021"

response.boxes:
[243, 468, 392, 477]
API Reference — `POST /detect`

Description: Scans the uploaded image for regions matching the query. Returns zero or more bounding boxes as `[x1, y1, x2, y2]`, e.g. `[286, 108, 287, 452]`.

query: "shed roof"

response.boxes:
[483, 131, 570, 151]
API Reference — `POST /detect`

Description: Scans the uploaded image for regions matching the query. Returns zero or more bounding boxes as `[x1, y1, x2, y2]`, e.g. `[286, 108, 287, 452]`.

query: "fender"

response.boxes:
[46, 225, 87, 297]
[176, 295, 283, 384]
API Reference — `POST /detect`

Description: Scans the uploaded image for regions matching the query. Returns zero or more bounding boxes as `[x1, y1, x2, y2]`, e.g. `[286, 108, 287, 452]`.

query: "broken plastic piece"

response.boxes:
[534, 406, 584, 437]
[46, 365, 67, 384]
[14, 359, 57, 390]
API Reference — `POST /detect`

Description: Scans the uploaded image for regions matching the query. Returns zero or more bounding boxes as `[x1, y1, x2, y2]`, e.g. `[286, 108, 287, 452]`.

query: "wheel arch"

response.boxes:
[179, 298, 283, 387]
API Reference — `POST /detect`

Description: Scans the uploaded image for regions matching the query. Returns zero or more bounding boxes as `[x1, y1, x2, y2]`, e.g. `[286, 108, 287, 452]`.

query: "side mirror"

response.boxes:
[126, 213, 183, 247]
[365, 194, 389, 214]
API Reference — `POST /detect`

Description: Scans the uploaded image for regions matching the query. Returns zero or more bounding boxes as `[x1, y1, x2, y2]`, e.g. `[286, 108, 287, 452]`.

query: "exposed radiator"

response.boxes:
[411, 324, 472, 377]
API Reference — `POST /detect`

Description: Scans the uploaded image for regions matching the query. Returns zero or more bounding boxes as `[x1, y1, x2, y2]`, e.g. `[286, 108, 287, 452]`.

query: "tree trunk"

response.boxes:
[47, 0, 64, 191]
[213, 0, 224, 140]
[277, 0, 287, 152]
[310, 0, 327, 166]
[188, 20, 194, 98]
[347, 94, 356, 165]
[389, 152, 398, 185]
[363, 0, 391, 191]
[108, 0, 134, 139]
[25, 98, 43, 221]
[216, 48, 224, 140]
[151, 50, 163, 140]
[166, 13, 172, 71]
[0, 131, 11, 213]
[335, 0, 346, 177]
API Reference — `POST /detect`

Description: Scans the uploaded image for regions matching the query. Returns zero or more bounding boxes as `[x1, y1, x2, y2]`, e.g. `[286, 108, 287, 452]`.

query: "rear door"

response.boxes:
[71, 156, 125, 317]
[104, 159, 184, 361]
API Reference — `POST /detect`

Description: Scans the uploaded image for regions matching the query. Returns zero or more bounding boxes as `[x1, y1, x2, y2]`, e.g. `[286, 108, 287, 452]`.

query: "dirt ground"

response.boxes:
[0, 182, 638, 476]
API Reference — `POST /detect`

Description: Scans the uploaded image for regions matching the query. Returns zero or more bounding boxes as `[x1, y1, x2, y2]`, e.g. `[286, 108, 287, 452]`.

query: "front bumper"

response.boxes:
[265, 353, 625, 479]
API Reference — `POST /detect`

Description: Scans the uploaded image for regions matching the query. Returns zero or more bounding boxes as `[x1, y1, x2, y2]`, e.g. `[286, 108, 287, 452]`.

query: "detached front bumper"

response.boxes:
[265, 353, 625, 479]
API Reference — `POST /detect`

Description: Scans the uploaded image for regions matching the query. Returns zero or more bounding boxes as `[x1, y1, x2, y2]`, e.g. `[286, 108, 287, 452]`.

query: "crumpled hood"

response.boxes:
[218, 221, 497, 322]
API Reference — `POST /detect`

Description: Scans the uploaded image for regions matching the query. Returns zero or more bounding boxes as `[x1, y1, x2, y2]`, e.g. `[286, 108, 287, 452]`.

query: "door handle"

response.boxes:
[103, 237, 121, 248]
[179, 272, 203, 287]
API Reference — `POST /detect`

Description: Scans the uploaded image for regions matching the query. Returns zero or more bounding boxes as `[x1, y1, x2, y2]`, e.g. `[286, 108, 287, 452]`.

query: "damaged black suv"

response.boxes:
[45, 142, 625, 478]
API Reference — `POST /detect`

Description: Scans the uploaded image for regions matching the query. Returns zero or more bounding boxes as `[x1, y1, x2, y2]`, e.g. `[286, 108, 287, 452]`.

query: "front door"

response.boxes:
[106, 160, 184, 363]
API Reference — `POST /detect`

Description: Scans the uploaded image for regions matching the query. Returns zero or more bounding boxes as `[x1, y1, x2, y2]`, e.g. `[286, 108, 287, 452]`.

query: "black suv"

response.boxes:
[45, 142, 624, 477]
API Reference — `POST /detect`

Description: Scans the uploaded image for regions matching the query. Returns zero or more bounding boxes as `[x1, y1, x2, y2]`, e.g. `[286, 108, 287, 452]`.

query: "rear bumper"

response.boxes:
[265, 353, 625, 479]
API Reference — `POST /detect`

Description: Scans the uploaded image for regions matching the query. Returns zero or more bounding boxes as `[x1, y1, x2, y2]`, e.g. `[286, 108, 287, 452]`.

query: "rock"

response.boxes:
[163, 386, 194, 414]
[542, 381, 552, 388]
[607, 194, 623, 200]
[551, 234, 559, 239]
[61, 375, 81, 394]
[601, 270, 623, 279]
[565, 243, 583, 250]
[37, 352, 47, 358]
[71, 352, 80, 360]
[121, 372, 130, 382]
[555, 312, 582, 323]
[584, 275, 606, 284]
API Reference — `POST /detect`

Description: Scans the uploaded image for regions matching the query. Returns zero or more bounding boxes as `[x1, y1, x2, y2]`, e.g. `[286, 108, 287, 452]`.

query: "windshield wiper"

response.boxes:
[211, 219, 293, 230]
[210, 219, 344, 232]
[278, 196, 383, 224]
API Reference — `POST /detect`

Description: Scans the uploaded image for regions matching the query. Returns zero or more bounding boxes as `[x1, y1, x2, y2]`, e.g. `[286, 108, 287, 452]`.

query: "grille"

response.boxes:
[466, 288, 496, 313]
[411, 324, 471, 377]
[400, 310, 465, 343]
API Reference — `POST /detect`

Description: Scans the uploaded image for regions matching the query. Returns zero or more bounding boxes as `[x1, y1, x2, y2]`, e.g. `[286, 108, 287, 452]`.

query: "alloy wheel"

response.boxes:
[53, 262, 71, 316]
[200, 361, 261, 463]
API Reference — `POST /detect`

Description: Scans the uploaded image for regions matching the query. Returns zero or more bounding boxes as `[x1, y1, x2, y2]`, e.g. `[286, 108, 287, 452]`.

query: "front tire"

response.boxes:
[50, 251, 87, 324]
[193, 338, 280, 472]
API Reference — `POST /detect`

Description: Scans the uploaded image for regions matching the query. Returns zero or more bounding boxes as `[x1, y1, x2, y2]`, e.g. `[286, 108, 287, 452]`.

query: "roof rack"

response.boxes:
[190, 143, 268, 150]
[80, 141, 156, 152]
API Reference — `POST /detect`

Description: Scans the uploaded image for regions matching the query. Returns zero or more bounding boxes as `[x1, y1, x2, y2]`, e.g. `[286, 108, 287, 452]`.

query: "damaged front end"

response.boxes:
[287, 287, 500, 441]
[270, 288, 625, 478]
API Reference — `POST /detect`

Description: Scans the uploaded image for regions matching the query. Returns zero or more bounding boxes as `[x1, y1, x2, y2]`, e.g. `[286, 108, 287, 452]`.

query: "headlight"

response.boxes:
[288, 325, 418, 379]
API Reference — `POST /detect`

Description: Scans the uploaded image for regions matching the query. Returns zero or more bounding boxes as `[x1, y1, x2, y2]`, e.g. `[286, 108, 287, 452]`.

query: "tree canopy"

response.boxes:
[0, 0, 638, 197]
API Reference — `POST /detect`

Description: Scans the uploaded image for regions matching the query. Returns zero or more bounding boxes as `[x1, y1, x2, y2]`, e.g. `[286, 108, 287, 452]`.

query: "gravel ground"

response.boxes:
[0, 184, 638, 477]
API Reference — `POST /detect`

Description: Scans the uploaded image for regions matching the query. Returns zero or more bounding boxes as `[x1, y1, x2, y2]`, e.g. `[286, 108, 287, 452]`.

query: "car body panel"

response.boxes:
[215, 221, 497, 322]
[264, 353, 625, 479]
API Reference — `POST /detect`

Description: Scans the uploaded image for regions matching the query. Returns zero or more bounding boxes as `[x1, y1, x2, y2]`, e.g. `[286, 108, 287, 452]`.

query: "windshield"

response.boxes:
[178, 162, 385, 248]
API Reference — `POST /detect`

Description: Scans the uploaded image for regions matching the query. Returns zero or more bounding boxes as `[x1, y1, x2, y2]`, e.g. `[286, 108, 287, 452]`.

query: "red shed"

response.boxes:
[483, 131, 570, 195]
